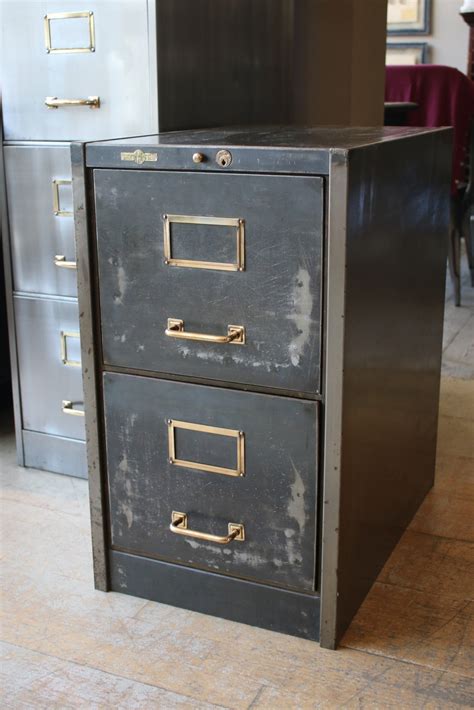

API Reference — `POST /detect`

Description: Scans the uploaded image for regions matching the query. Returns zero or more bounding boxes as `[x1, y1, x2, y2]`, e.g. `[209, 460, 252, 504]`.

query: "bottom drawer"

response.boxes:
[14, 295, 85, 440]
[104, 372, 319, 592]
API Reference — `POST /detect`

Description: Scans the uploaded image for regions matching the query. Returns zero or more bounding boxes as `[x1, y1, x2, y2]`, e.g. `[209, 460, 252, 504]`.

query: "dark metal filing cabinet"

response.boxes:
[72, 126, 451, 647]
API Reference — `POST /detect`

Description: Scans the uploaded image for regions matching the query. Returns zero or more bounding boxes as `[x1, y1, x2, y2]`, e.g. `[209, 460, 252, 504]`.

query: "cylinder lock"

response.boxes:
[216, 150, 232, 168]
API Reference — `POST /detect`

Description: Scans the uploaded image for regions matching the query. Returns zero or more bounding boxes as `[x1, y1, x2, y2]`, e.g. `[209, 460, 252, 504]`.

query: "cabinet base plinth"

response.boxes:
[23, 430, 87, 479]
[109, 550, 320, 641]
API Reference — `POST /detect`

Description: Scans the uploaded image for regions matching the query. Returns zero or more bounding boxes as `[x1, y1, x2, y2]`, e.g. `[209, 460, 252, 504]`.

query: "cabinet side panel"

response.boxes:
[0, 130, 24, 463]
[335, 131, 452, 642]
[71, 142, 108, 590]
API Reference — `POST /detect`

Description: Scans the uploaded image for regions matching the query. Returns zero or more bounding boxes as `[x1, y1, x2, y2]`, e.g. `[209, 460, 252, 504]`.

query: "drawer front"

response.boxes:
[1, 1, 153, 140]
[104, 373, 319, 592]
[5, 144, 77, 297]
[96, 170, 323, 395]
[14, 295, 85, 440]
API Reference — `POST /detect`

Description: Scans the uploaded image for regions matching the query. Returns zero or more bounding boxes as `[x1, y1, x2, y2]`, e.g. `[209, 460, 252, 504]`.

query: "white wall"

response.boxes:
[430, 0, 469, 70]
[390, 0, 469, 72]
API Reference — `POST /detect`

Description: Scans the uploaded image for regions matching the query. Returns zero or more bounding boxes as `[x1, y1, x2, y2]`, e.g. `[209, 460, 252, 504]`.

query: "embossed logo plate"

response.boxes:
[120, 150, 158, 165]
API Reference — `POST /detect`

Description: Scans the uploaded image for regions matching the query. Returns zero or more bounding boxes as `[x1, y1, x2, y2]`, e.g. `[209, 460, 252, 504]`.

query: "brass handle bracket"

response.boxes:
[62, 400, 85, 417]
[54, 255, 77, 270]
[170, 512, 245, 544]
[166, 319, 245, 345]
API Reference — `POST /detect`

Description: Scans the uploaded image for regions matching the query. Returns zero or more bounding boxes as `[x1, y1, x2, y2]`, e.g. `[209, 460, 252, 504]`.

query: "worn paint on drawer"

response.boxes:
[95, 170, 323, 394]
[104, 372, 319, 592]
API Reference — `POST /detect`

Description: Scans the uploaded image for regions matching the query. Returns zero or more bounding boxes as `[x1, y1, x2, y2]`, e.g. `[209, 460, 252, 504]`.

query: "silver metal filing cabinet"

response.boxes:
[72, 126, 451, 646]
[0, 0, 293, 477]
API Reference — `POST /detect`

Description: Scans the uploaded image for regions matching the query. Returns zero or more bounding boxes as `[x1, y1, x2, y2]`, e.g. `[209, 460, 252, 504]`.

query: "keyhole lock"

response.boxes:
[216, 150, 232, 168]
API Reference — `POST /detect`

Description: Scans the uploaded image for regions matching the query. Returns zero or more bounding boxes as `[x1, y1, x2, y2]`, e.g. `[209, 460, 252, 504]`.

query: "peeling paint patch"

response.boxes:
[231, 550, 267, 568]
[118, 454, 129, 475]
[120, 502, 134, 529]
[287, 268, 314, 366]
[195, 350, 225, 364]
[288, 458, 306, 534]
[114, 264, 128, 305]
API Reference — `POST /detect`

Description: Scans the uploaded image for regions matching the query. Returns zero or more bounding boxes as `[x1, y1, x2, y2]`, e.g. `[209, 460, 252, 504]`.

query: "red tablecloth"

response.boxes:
[385, 65, 474, 193]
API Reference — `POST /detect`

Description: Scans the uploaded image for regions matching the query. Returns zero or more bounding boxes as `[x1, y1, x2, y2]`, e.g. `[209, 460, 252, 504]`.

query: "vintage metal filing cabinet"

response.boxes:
[72, 126, 451, 646]
[0, 0, 293, 477]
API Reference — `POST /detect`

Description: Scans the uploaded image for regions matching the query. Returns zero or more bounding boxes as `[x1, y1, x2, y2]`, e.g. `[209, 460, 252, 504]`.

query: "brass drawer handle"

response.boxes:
[54, 255, 77, 269]
[62, 400, 85, 417]
[166, 318, 245, 345]
[45, 96, 100, 109]
[170, 512, 245, 545]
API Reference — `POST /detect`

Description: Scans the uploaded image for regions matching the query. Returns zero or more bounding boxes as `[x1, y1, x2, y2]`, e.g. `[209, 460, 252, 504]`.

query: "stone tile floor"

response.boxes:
[0, 265, 473, 709]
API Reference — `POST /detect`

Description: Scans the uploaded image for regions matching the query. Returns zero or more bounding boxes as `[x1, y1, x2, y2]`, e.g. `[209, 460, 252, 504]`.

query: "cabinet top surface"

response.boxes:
[84, 125, 451, 174]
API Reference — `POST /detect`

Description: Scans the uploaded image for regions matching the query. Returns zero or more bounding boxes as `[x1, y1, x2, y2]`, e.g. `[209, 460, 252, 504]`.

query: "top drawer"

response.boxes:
[95, 169, 323, 395]
[1, 1, 153, 140]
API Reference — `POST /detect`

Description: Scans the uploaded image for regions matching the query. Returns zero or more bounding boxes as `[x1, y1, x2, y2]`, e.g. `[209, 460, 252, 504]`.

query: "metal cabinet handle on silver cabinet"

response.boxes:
[62, 400, 85, 417]
[45, 96, 100, 109]
[54, 255, 77, 270]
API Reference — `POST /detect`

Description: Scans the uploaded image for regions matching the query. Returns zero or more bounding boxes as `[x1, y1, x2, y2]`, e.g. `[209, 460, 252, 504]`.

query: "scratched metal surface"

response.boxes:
[87, 125, 432, 154]
[104, 372, 319, 592]
[95, 169, 323, 394]
[86, 126, 435, 175]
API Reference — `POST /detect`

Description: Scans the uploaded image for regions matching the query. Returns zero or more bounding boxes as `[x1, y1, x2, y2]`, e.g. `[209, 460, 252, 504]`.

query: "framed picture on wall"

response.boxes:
[386, 42, 429, 65]
[387, 0, 431, 35]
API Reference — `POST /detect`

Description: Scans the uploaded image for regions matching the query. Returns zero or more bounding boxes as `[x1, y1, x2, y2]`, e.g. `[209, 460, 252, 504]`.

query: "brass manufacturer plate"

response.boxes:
[167, 419, 245, 477]
[44, 11, 96, 54]
[60, 331, 81, 367]
[163, 214, 245, 272]
[120, 150, 158, 165]
[52, 179, 72, 217]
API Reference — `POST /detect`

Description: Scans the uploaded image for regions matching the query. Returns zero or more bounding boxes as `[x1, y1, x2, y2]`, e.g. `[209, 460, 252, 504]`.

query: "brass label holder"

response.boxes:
[44, 11, 96, 54]
[163, 214, 245, 272]
[52, 179, 73, 217]
[167, 419, 245, 477]
[60, 331, 81, 367]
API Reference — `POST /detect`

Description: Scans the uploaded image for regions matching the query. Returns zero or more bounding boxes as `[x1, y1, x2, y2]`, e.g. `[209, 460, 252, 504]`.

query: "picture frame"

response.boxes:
[386, 42, 429, 65]
[387, 0, 431, 35]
